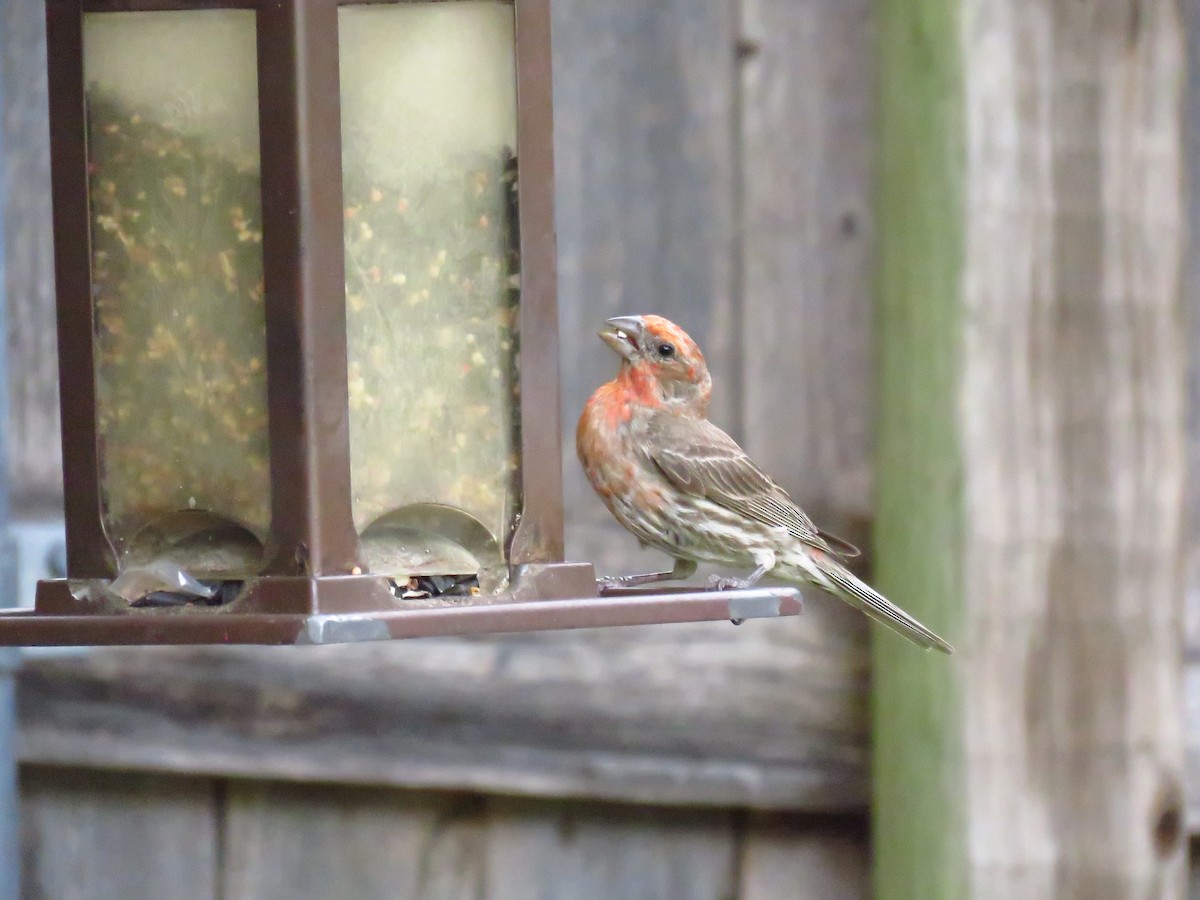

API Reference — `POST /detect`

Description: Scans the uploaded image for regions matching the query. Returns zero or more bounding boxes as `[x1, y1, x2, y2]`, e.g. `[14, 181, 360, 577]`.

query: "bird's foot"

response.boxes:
[598, 573, 663, 591]
[707, 574, 753, 592]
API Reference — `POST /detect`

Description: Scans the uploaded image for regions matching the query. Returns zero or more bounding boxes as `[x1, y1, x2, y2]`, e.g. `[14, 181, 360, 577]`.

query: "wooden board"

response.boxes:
[739, 814, 868, 900]
[1, 0, 61, 516]
[1186, 0, 1200, 658]
[223, 783, 486, 900]
[20, 767, 218, 900]
[873, 0, 1188, 897]
[16, 620, 867, 812]
[484, 798, 738, 900]
[1184, 9, 1200, 785]
[21, 771, 869, 900]
[738, 0, 876, 544]
[552, 0, 739, 576]
[222, 786, 755, 900]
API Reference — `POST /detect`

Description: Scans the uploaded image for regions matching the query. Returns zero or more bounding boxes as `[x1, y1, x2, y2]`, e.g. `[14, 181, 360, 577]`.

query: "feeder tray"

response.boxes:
[15, 569, 802, 646]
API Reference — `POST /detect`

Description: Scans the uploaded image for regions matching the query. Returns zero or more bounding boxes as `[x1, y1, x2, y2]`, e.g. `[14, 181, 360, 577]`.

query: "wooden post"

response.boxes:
[873, 1, 1188, 898]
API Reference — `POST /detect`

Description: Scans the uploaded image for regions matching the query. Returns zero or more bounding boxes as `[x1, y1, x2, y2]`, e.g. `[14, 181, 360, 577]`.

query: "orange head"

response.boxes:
[598, 315, 712, 413]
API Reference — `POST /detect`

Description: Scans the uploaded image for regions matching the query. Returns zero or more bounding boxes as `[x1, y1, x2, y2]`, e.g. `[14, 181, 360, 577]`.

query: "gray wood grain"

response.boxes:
[739, 815, 868, 900]
[223, 783, 485, 900]
[16, 623, 867, 812]
[20, 767, 217, 900]
[1184, 0, 1200, 655]
[552, 0, 738, 576]
[485, 798, 737, 900]
[953, 0, 1187, 895]
[1186, 666, 1200, 834]
[1, 0, 61, 516]
[738, 0, 876, 542]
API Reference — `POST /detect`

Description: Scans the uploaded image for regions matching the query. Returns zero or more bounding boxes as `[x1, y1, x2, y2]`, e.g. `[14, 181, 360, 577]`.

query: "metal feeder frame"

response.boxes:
[7, 0, 802, 645]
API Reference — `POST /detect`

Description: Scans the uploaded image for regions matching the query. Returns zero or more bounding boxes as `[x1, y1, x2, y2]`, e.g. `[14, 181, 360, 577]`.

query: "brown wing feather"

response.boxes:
[649, 415, 855, 556]
[817, 530, 861, 558]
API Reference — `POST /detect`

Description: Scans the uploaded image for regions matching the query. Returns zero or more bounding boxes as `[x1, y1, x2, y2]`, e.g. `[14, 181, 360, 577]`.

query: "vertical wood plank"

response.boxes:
[738, 0, 876, 540]
[551, 0, 738, 573]
[484, 798, 737, 900]
[961, 1, 1187, 896]
[1184, 0, 1200, 655]
[222, 783, 485, 900]
[739, 815, 868, 900]
[1, 0, 60, 515]
[875, 0, 1188, 897]
[20, 768, 217, 900]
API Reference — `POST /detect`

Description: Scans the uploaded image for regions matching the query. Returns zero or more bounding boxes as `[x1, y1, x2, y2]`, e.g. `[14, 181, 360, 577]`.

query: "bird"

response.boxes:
[576, 314, 953, 654]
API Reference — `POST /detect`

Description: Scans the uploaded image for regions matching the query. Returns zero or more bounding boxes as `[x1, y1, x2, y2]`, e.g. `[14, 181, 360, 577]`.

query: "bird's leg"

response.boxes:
[707, 550, 776, 591]
[598, 558, 697, 590]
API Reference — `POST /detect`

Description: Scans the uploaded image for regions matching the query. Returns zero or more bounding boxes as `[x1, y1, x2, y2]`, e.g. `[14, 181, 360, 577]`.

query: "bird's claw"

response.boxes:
[597, 574, 631, 591]
[707, 574, 752, 592]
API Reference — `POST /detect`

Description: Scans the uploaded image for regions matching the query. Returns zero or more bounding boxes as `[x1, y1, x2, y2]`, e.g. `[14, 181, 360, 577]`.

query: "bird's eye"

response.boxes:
[657, 342, 676, 359]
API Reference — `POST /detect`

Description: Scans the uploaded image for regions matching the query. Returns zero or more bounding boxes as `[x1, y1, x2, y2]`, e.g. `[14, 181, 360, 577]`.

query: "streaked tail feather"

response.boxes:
[817, 560, 954, 654]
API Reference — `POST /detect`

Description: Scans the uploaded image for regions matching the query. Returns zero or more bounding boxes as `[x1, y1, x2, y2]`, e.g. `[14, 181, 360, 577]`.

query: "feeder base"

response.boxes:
[12, 569, 802, 646]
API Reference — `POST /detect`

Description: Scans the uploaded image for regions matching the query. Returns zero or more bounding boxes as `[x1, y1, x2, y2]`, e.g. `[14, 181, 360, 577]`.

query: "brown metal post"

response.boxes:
[258, 0, 362, 578]
[507, 0, 563, 566]
[45, 0, 118, 578]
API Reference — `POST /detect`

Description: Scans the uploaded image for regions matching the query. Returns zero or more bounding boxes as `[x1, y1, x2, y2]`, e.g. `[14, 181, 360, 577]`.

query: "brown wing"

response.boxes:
[648, 414, 859, 558]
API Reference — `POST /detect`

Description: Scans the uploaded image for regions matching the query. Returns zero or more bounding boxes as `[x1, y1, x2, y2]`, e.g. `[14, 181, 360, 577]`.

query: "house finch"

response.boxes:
[576, 314, 953, 654]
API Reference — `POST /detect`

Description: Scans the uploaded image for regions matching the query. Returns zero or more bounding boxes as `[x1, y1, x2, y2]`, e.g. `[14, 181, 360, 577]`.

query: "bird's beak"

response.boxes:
[599, 316, 645, 361]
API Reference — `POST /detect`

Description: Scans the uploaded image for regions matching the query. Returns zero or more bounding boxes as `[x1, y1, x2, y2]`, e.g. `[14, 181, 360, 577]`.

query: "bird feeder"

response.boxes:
[4, 0, 801, 645]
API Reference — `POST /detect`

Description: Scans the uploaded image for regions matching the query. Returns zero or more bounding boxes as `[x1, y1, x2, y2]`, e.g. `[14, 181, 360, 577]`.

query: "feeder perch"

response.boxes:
[5, 0, 802, 645]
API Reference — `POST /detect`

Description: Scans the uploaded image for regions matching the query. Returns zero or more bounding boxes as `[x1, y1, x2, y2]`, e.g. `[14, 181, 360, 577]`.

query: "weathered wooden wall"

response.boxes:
[2, 0, 59, 518]
[3, 0, 880, 896]
[6, 0, 1196, 897]
[19, 768, 868, 899]
[874, 0, 1189, 897]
